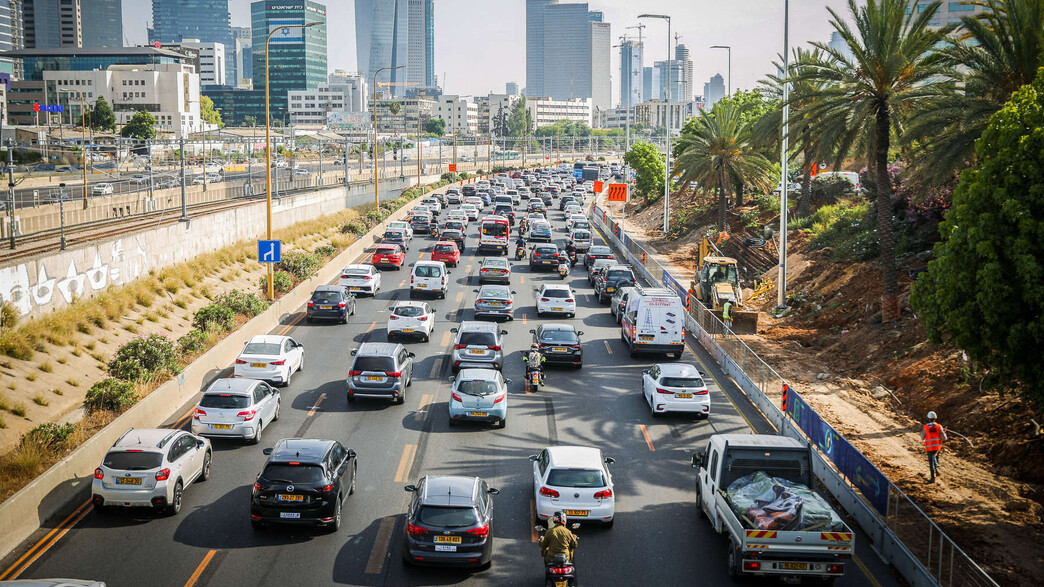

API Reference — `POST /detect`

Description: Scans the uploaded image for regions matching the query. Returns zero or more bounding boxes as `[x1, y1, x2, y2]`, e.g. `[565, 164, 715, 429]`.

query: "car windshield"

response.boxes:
[312, 291, 341, 302]
[661, 377, 704, 388]
[540, 330, 578, 343]
[243, 343, 281, 355]
[434, 244, 456, 252]
[415, 265, 443, 277]
[199, 393, 252, 409]
[352, 356, 395, 372]
[394, 306, 425, 317]
[417, 506, 479, 528]
[104, 451, 164, 471]
[457, 379, 500, 396]
[261, 464, 326, 484]
[446, 223, 464, 231]
[542, 289, 570, 299]
[458, 332, 495, 346]
[384, 232, 403, 239]
[547, 468, 605, 488]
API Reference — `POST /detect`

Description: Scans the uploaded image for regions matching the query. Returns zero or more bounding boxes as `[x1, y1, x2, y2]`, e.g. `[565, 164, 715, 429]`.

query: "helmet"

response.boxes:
[552, 511, 567, 526]
[531, 343, 540, 350]
[927, 411, 937, 420]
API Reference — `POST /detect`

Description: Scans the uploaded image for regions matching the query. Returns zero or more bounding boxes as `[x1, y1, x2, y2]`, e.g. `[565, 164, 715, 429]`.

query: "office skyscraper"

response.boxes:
[355, 0, 435, 98]
[672, 43, 692, 103]
[642, 65, 659, 104]
[150, 0, 235, 85]
[251, 0, 327, 122]
[619, 38, 642, 109]
[232, 26, 252, 84]
[82, 0, 121, 48]
[532, 2, 611, 110]
[704, 73, 725, 109]
[24, 0, 81, 48]
[525, 0, 553, 98]
[0, 0, 22, 76]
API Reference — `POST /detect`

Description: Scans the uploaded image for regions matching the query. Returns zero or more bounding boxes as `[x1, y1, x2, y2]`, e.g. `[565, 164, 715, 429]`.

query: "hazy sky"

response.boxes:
[123, 0, 852, 101]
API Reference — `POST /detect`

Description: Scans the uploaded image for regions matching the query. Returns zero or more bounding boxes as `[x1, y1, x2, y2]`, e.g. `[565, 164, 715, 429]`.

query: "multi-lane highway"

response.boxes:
[0, 186, 895, 586]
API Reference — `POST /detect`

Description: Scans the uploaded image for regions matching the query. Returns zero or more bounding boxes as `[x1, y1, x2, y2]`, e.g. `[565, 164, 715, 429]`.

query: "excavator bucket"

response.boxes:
[708, 309, 759, 335]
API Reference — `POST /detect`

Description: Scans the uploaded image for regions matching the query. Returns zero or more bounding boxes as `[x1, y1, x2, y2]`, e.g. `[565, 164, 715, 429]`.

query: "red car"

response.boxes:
[430, 241, 461, 267]
[371, 244, 405, 270]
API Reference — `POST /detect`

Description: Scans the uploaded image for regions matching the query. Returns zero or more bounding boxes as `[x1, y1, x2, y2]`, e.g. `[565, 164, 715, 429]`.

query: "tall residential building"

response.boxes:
[232, 26, 252, 86]
[704, 73, 725, 110]
[672, 43, 692, 103]
[590, 19, 610, 110]
[0, 0, 23, 77]
[535, 2, 611, 110]
[82, 0, 122, 48]
[356, 0, 435, 98]
[250, 0, 327, 123]
[619, 38, 642, 109]
[24, 0, 81, 48]
[150, 0, 236, 86]
[907, 0, 986, 28]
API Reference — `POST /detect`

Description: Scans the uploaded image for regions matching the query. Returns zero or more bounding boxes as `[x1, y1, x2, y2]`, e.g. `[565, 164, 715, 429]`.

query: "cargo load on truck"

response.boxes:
[725, 471, 845, 532]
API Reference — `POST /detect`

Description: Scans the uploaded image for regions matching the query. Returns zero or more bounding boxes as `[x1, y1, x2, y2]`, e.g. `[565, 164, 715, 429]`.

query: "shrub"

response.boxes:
[107, 334, 180, 382]
[0, 301, 18, 330]
[276, 251, 321, 280]
[192, 303, 236, 333]
[0, 332, 34, 361]
[84, 378, 138, 414]
[216, 289, 268, 317]
[11, 402, 27, 417]
[24, 422, 74, 448]
[177, 329, 208, 356]
[32, 393, 48, 406]
[314, 244, 336, 257]
[259, 271, 293, 294]
[340, 221, 366, 235]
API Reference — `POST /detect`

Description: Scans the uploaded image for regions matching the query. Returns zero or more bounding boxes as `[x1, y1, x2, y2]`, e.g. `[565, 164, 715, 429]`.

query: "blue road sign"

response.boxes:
[258, 240, 281, 264]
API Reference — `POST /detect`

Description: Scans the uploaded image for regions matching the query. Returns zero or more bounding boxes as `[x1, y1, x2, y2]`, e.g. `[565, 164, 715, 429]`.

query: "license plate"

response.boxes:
[542, 260, 552, 264]
[552, 347, 568, 352]
[552, 307, 563, 311]
[417, 284, 427, 288]
[487, 301, 503, 306]
[366, 376, 383, 381]
[279, 511, 301, 519]
[564, 510, 588, 516]
[434, 544, 457, 552]
[469, 411, 488, 417]
[675, 393, 693, 399]
[402, 328, 415, 333]
[250, 362, 266, 368]
[349, 287, 362, 291]
[278, 494, 304, 502]
[780, 562, 808, 571]
[211, 424, 233, 430]
[556, 582, 569, 587]
[639, 335, 654, 341]
[434, 536, 462, 544]
[115, 477, 142, 485]
[468, 349, 484, 355]
[320, 305, 332, 310]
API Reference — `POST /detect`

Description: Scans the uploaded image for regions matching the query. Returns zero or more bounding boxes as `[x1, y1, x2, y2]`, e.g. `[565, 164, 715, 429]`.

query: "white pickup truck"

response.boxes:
[691, 434, 854, 584]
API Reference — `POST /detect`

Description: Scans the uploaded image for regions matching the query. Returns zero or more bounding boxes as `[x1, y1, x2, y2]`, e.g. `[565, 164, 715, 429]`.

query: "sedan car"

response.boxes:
[641, 363, 710, 417]
[192, 378, 280, 444]
[529, 221, 552, 242]
[338, 264, 381, 296]
[478, 257, 511, 284]
[530, 324, 583, 367]
[382, 229, 410, 252]
[461, 203, 480, 221]
[529, 244, 560, 271]
[473, 285, 515, 321]
[371, 244, 406, 270]
[535, 284, 576, 318]
[251, 438, 357, 531]
[92, 183, 114, 195]
[445, 211, 469, 228]
[530, 446, 615, 526]
[234, 335, 304, 386]
[447, 369, 509, 428]
[585, 246, 615, 270]
[403, 476, 500, 568]
[306, 285, 357, 324]
[431, 241, 461, 267]
[387, 301, 436, 342]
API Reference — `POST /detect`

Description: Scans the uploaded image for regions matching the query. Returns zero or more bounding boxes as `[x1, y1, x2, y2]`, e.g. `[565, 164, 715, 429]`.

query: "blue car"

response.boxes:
[447, 368, 509, 428]
[530, 221, 552, 242]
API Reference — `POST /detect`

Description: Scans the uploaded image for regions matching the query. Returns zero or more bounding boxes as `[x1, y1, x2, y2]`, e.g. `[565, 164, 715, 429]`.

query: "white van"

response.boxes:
[621, 288, 685, 359]
[410, 260, 449, 299]
[814, 171, 862, 193]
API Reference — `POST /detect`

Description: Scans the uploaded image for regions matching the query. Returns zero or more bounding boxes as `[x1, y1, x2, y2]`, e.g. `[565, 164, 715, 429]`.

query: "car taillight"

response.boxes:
[94, 468, 104, 479]
[235, 359, 247, 364]
[363, 275, 372, 280]
[253, 482, 262, 492]
[385, 371, 402, 378]
[539, 486, 560, 498]
[488, 345, 501, 351]
[349, 370, 362, 376]
[340, 274, 349, 279]
[419, 316, 428, 321]
[307, 301, 314, 307]
[594, 489, 613, 499]
[454, 344, 467, 349]
[238, 410, 256, 421]
[389, 315, 399, 320]
[193, 408, 206, 420]
[155, 468, 170, 481]
[656, 388, 674, 394]
[743, 562, 762, 571]
[565, 299, 574, 303]
[407, 522, 428, 535]
[540, 298, 549, 302]
[695, 389, 709, 395]
[828, 564, 844, 574]
[467, 524, 490, 537]
[493, 395, 505, 404]
[338, 302, 347, 308]
[318, 484, 333, 493]
[452, 392, 463, 402]
[270, 360, 286, 365]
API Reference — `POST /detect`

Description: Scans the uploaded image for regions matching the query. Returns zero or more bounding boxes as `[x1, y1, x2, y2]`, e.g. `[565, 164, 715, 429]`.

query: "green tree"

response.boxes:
[673, 100, 775, 230]
[790, 0, 954, 322]
[624, 141, 665, 203]
[388, 101, 402, 116]
[507, 96, 533, 148]
[201, 95, 223, 128]
[243, 115, 258, 128]
[424, 117, 445, 136]
[911, 67, 1044, 404]
[88, 95, 116, 133]
[493, 104, 509, 137]
[120, 110, 157, 140]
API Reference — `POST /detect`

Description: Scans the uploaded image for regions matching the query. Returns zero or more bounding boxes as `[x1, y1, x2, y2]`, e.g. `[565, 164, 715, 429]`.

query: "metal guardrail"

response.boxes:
[590, 204, 998, 587]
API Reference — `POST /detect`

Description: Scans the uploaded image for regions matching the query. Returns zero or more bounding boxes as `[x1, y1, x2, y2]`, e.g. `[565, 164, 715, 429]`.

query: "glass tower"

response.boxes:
[82, 0, 122, 48]
[150, 0, 235, 85]
[357, 0, 434, 98]
[251, 0, 327, 123]
[525, 0, 554, 97]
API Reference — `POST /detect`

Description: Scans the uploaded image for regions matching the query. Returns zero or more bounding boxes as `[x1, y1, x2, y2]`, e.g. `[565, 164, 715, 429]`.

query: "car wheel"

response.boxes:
[349, 464, 357, 495]
[200, 450, 213, 481]
[696, 482, 705, 517]
[630, 346, 638, 359]
[604, 518, 614, 529]
[671, 352, 683, 360]
[249, 420, 262, 445]
[298, 356, 304, 373]
[328, 497, 342, 533]
[448, 418, 458, 427]
[251, 518, 264, 530]
[422, 333, 430, 343]
[498, 417, 507, 429]
[273, 400, 281, 421]
[306, 317, 313, 324]
[93, 501, 109, 514]
[396, 390, 406, 405]
[537, 310, 543, 317]
[168, 481, 183, 515]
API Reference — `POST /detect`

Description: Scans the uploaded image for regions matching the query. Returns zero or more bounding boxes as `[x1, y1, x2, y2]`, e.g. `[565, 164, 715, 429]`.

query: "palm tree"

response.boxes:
[789, 0, 954, 322]
[905, 0, 1044, 182]
[673, 100, 776, 231]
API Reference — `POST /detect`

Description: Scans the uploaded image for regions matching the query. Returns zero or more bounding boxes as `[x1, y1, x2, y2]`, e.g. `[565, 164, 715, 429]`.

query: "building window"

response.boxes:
[948, 2, 976, 10]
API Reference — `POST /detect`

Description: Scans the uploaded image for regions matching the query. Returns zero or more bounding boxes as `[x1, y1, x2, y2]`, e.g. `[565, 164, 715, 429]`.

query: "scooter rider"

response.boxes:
[522, 343, 546, 385]
[516, 235, 527, 257]
[539, 511, 578, 565]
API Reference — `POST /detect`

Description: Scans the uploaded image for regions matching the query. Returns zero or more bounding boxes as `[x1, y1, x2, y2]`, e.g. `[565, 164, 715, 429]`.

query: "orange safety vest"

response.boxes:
[923, 424, 943, 452]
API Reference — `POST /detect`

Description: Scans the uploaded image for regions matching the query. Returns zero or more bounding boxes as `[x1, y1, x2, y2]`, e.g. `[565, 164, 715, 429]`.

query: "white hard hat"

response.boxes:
[927, 411, 937, 420]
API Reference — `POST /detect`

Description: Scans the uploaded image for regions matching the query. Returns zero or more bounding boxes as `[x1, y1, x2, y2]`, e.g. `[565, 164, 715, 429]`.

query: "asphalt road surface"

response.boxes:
[1, 190, 897, 587]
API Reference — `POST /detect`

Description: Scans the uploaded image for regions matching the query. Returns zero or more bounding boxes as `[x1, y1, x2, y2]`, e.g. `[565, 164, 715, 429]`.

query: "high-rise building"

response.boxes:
[24, 0, 81, 48]
[589, 18, 610, 110]
[150, 0, 236, 86]
[406, 0, 434, 90]
[82, 0, 122, 48]
[703, 73, 725, 110]
[909, 0, 986, 29]
[619, 38, 642, 109]
[0, 0, 23, 77]
[642, 65, 658, 105]
[356, 0, 435, 98]
[525, 0, 553, 98]
[179, 39, 226, 87]
[505, 82, 519, 96]
[232, 26, 252, 86]
[672, 43, 692, 103]
[250, 0, 327, 123]
[535, 2, 611, 110]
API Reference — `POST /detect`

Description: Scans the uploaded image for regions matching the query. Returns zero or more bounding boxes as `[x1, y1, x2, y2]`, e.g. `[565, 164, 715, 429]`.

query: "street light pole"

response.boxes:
[711, 45, 732, 96]
[777, 0, 790, 310]
[373, 65, 406, 208]
[639, 13, 672, 234]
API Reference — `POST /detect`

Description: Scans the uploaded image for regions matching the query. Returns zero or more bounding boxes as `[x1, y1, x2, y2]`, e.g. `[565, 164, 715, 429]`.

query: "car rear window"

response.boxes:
[394, 306, 425, 317]
[543, 289, 570, 299]
[243, 343, 281, 355]
[415, 265, 443, 277]
[480, 287, 510, 298]
[434, 244, 456, 252]
[261, 464, 326, 484]
[539, 330, 578, 343]
[661, 377, 704, 388]
[417, 506, 480, 527]
[484, 259, 507, 268]
[547, 468, 606, 488]
[573, 231, 591, 239]
[344, 268, 369, 276]
[458, 332, 495, 346]
[199, 393, 252, 409]
[352, 356, 395, 372]
[535, 247, 557, 255]
[589, 247, 611, 256]
[457, 380, 500, 396]
[104, 451, 163, 471]
[312, 291, 341, 302]
[383, 231, 403, 239]
[606, 270, 634, 281]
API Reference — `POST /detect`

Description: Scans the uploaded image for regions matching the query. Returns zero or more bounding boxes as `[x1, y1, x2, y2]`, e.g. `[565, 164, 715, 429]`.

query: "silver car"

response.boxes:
[347, 342, 416, 405]
[478, 257, 512, 284]
[473, 284, 516, 321]
[191, 378, 281, 444]
[450, 321, 508, 372]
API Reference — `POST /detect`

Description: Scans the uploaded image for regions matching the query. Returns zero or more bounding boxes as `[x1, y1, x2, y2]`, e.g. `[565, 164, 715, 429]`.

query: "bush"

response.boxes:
[276, 251, 321, 280]
[177, 329, 208, 356]
[314, 244, 336, 257]
[0, 301, 18, 330]
[84, 378, 138, 414]
[192, 303, 236, 332]
[108, 334, 180, 382]
[441, 172, 459, 182]
[216, 289, 268, 317]
[340, 220, 366, 235]
[23, 422, 75, 449]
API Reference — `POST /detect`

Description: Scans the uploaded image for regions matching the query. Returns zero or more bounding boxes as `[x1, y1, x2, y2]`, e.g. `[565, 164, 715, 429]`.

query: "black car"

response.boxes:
[531, 324, 583, 367]
[402, 475, 499, 568]
[539, 194, 553, 207]
[493, 204, 515, 225]
[529, 244, 560, 271]
[461, 185, 477, 197]
[585, 245, 615, 270]
[559, 195, 576, 210]
[442, 228, 466, 253]
[382, 230, 410, 251]
[307, 285, 357, 324]
[251, 438, 357, 531]
[410, 215, 432, 234]
[596, 266, 637, 303]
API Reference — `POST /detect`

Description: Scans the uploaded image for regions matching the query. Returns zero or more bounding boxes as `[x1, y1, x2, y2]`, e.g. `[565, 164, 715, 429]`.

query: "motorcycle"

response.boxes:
[516, 245, 526, 260]
[567, 250, 578, 268]
[535, 524, 580, 587]
[558, 262, 569, 280]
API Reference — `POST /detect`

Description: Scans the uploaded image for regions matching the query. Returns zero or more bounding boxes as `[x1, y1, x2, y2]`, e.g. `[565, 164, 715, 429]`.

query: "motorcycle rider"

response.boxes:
[539, 511, 578, 565]
[515, 235, 527, 258]
[522, 343, 546, 385]
[565, 240, 579, 268]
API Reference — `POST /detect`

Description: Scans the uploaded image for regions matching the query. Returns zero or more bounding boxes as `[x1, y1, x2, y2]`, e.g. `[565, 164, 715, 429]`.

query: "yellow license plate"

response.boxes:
[564, 510, 588, 516]
[780, 562, 808, 571]
[552, 307, 563, 311]
[469, 411, 488, 417]
[366, 376, 383, 381]
[402, 328, 415, 333]
[349, 287, 362, 291]
[211, 424, 233, 429]
[552, 347, 568, 352]
[487, 301, 503, 306]
[417, 284, 427, 288]
[468, 349, 484, 355]
[675, 393, 693, 399]
[434, 535, 462, 544]
[320, 305, 332, 310]
[556, 582, 569, 587]
[115, 477, 142, 485]
[639, 335, 654, 341]
[278, 494, 304, 502]
[250, 363, 266, 368]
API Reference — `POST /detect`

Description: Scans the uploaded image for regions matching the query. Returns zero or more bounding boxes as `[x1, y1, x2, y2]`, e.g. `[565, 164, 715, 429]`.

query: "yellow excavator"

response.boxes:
[690, 237, 760, 335]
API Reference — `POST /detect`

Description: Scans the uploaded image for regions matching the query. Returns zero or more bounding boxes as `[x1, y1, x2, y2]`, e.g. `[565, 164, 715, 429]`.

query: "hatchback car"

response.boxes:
[445, 211, 469, 228]
[387, 301, 436, 342]
[585, 246, 615, 270]
[529, 244, 561, 271]
[347, 342, 415, 404]
[371, 244, 406, 270]
[92, 428, 211, 515]
[447, 369, 509, 428]
[338, 264, 382, 296]
[431, 241, 461, 267]
[461, 203, 480, 220]
[410, 213, 432, 234]
[569, 229, 593, 252]
[478, 257, 511, 284]
[387, 220, 414, 241]
[445, 189, 463, 205]
[531, 324, 583, 367]
[442, 228, 466, 253]
[535, 284, 576, 318]
[529, 221, 552, 242]
[192, 378, 280, 444]
[530, 446, 615, 526]
[493, 204, 515, 225]
[641, 363, 710, 417]
[450, 322, 508, 372]
[473, 285, 515, 321]
[234, 335, 304, 387]
[382, 229, 410, 252]
[306, 285, 357, 324]
[402, 476, 500, 568]
[251, 438, 357, 531]
[565, 213, 586, 231]
[92, 182, 114, 195]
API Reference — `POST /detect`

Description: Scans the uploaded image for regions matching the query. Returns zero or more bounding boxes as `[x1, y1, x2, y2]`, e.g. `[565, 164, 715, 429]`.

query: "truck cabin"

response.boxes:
[700, 257, 740, 288]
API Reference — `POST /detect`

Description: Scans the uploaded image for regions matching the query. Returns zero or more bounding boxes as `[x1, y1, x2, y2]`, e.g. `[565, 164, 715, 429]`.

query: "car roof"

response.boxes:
[414, 260, 445, 267]
[419, 475, 481, 506]
[456, 368, 502, 381]
[112, 428, 182, 451]
[539, 323, 576, 332]
[434, 241, 457, 246]
[393, 300, 428, 310]
[655, 363, 704, 379]
[355, 342, 401, 355]
[458, 320, 497, 332]
[344, 264, 371, 270]
[541, 284, 571, 291]
[268, 438, 335, 463]
[714, 434, 805, 449]
[205, 378, 262, 394]
[546, 446, 603, 468]
[247, 334, 290, 344]
[589, 246, 611, 253]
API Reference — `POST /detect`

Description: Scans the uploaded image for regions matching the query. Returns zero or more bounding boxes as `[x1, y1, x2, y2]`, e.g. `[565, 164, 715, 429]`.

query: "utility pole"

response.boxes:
[777, 0, 791, 310]
[7, 139, 14, 250]
[179, 137, 188, 222]
[417, 115, 422, 187]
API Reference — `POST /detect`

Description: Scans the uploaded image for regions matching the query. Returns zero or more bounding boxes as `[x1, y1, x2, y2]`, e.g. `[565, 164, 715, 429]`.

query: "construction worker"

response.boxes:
[722, 299, 734, 331]
[921, 411, 947, 483]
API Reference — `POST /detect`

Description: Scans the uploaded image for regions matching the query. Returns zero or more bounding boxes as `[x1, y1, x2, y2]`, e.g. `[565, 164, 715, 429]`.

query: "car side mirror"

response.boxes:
[571, 523, 581, 530]
[511, 291, 517, 295]
[197, 439, 205, 448]
[577, 331, 584, 336]
[262, 448, 273, 455]
[408, 352, 416, 358]
[604, 457, 615, 465]
[473, 289, 479, 293]
[501, 330, 508, 335]
[350, 349, 357, 356]
[447, 376, 455, 382]
[529, 329, 536, 334]
[488, 488, 500, 495]
[691, 452, 704, 469]
[404, 485, 417, 492]
[450, 328, 458, 333]
[528, 455, 538, 462]
[642, 370, 649, 375]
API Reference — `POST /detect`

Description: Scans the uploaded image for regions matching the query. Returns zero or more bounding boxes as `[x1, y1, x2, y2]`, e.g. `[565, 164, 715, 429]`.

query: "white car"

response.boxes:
[461, 203, 480, 221]
[387, 301, 436, 342]
[642, 363, 710, 417]
[233, 335, 304, 387]
[445, 211, 469, 228]
[338, 263, 382, 296]
[191, 378, 280, 444]
[565, 213, 586, 231]
[465, 196, 484, 209]
[92, 183, 114, 195]
[530, 446, 616, 527]
[536, 284, 576, 318]
[564, 203, 583, 216]
[387, 220, 414, 241]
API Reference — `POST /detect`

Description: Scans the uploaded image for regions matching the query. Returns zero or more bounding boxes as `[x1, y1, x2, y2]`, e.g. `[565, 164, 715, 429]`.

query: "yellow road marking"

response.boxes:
[520, 275, 525, 284]
[183, 549, 218, 587]
[275, 312, 305, 336]
[522, 313, 527, 325]
[0, 499, 91, 580]
[853, 554, 883, 587]
[365, 517, 397, 574]
[455, 291, 464, 303]
[639, 424, 656, 451]
[684, 340, 757, 433]
[440, 331, 452, 346]
[394, 444, 417, 483]
[307, 393, 327, 417]
[366, 321, 376, 333]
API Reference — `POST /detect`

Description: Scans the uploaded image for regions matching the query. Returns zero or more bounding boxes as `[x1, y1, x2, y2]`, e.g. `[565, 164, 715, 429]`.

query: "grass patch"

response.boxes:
[0, 394, 8, 409]
[71, 347, 82, 357]
[65, 378, 79, 387]
[11, 402, 27, 417]
[37, 361, 54, 373]
[32, 393, 48, 407]
[57, 356, 67, 365]
[0, 414, 5, 428]
[25, 373, 36, 382]
[52, 388, 63, 395]
[86, 342, 95, 351]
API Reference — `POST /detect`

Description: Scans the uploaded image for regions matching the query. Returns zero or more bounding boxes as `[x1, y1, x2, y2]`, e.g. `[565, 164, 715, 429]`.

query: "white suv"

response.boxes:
[530, 446, 616, 527]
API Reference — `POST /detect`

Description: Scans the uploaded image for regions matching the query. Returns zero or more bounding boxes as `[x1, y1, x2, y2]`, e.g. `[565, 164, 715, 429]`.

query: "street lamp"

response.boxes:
[638, 13, 672, 234]
[265, 19, 324, 300]
[372, 65, 406, 209]
[777, 0, 791, 310]
[710, 45, 732, 96]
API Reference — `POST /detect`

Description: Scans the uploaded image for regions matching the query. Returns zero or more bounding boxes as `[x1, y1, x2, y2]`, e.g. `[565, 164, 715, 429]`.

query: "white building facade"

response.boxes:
[179, 39, 227, 88]
[435, 95, 478, 135]
[288, 86, 347, 126]
[527, 96, 592, 128]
